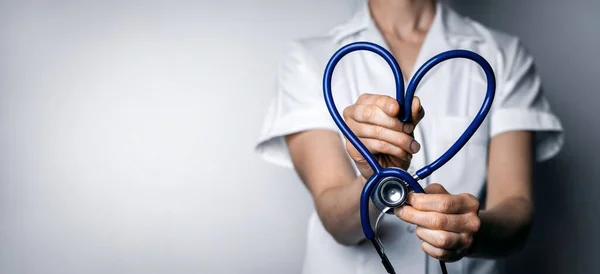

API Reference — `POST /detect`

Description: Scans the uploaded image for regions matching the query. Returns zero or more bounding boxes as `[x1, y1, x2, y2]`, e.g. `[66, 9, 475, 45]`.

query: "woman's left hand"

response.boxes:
[395, 183, 481, 262]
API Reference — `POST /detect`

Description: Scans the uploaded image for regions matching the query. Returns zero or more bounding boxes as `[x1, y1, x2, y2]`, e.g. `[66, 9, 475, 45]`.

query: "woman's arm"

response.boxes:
[471, 130, 534, 258]
[286, 129, 372, 245]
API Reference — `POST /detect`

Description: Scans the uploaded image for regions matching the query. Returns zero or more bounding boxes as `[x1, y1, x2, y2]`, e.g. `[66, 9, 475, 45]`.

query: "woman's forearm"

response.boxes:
[314, 175, 380, 246]
[469, 196, 534, 258]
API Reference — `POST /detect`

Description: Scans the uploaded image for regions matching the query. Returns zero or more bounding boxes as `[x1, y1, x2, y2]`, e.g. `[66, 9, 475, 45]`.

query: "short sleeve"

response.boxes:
[254, 41, 338, 168]
[490, 39, 564, 162]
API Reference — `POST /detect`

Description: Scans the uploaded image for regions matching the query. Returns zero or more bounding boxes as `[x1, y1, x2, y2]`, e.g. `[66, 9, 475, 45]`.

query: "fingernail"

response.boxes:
[403, 123, 414, 134]
[411, 140, 421, 153]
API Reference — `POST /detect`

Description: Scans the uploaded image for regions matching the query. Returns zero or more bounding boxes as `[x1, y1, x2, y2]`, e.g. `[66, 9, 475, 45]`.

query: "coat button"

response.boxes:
[406, 224, 416, 233]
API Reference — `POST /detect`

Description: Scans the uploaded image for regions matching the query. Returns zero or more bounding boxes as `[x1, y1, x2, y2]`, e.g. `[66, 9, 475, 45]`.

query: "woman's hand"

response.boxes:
[343, 93, 425, 179]
[395, 183, 481, 262]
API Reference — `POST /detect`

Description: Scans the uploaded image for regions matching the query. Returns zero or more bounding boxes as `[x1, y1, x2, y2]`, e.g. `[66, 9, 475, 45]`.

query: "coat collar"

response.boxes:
[330, 0, 484, 45]
[329, 0, 484, 83]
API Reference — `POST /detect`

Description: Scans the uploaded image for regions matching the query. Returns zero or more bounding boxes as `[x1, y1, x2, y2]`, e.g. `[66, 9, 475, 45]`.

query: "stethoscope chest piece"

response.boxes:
[371, 168, 419, 213]
[375, 177, 408, 209]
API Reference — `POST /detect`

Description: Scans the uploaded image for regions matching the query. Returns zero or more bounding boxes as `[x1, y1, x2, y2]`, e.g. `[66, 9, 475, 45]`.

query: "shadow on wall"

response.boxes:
[444, 0, 600, 274]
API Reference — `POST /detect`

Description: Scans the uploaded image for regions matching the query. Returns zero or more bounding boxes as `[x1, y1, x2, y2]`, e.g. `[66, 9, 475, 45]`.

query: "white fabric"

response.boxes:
[255, 1, 564, 274]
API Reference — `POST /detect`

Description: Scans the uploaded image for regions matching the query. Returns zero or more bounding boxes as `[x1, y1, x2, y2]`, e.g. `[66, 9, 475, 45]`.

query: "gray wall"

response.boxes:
[0, 0, 597, 274]
[445, 0, 600, 273]
[0, 1, 352, 273]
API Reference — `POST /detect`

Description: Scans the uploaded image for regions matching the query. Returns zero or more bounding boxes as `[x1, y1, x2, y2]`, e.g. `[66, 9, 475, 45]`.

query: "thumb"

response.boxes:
[411, 96, 425, 124]
[424, 183, 449, 194]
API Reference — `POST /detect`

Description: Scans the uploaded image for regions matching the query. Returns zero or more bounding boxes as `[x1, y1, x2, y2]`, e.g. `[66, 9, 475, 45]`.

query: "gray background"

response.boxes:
[446, 1, 600, 273]
[0, 0, 597, 274]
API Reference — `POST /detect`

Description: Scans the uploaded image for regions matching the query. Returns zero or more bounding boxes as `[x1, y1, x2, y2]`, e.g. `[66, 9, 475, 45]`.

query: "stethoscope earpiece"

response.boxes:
[322, 41, 496, 274]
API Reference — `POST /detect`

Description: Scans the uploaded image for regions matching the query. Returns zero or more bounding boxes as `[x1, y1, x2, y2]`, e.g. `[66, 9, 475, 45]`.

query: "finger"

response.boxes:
[354, 138, 412, 162]
[346, 119, 420, 154]
[400, 97, 424, 135]
[344, 104, 404, 131]
[411, 96, 425, 125]
[406, 193, 480, 214]
[421, 241, 462, 262]
[396, 205, 481, 233]
[355, 93, 400, 117]
[416, 227, 470, 250]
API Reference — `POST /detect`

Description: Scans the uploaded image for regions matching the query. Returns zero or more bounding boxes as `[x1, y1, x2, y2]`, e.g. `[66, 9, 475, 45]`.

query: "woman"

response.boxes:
[255, 0, 564, 273]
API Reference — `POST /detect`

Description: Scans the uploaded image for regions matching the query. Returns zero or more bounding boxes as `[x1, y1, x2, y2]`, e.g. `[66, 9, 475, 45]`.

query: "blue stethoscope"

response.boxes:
[322, 41, 496, 274]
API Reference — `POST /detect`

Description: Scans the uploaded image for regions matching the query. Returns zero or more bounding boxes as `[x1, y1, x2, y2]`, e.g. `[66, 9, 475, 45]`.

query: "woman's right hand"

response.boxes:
[343, 93, 425, 180]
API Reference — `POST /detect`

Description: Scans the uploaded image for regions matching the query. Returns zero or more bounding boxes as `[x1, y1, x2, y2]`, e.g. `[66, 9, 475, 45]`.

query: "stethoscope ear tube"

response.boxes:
[323, 42, 407, 175]
[323, 42, 496, 181]
[410, 50, 496, 179]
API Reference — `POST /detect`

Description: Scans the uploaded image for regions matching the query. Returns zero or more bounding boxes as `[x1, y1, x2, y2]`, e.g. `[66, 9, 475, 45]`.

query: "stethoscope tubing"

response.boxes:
[323, 41, 496, 182]
[322, 41, 496, 274]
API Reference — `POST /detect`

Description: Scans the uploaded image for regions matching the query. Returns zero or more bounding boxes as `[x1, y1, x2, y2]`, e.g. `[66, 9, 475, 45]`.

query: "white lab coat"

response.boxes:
[255, 1, 564, 274]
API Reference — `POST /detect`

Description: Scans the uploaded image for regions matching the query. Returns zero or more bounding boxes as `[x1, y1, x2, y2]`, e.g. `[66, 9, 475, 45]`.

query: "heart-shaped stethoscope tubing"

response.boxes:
[322, 41, 496, 274]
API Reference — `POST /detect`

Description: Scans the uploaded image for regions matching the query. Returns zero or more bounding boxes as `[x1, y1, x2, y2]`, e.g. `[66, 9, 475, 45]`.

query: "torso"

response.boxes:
[295, 3, 506, 274]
